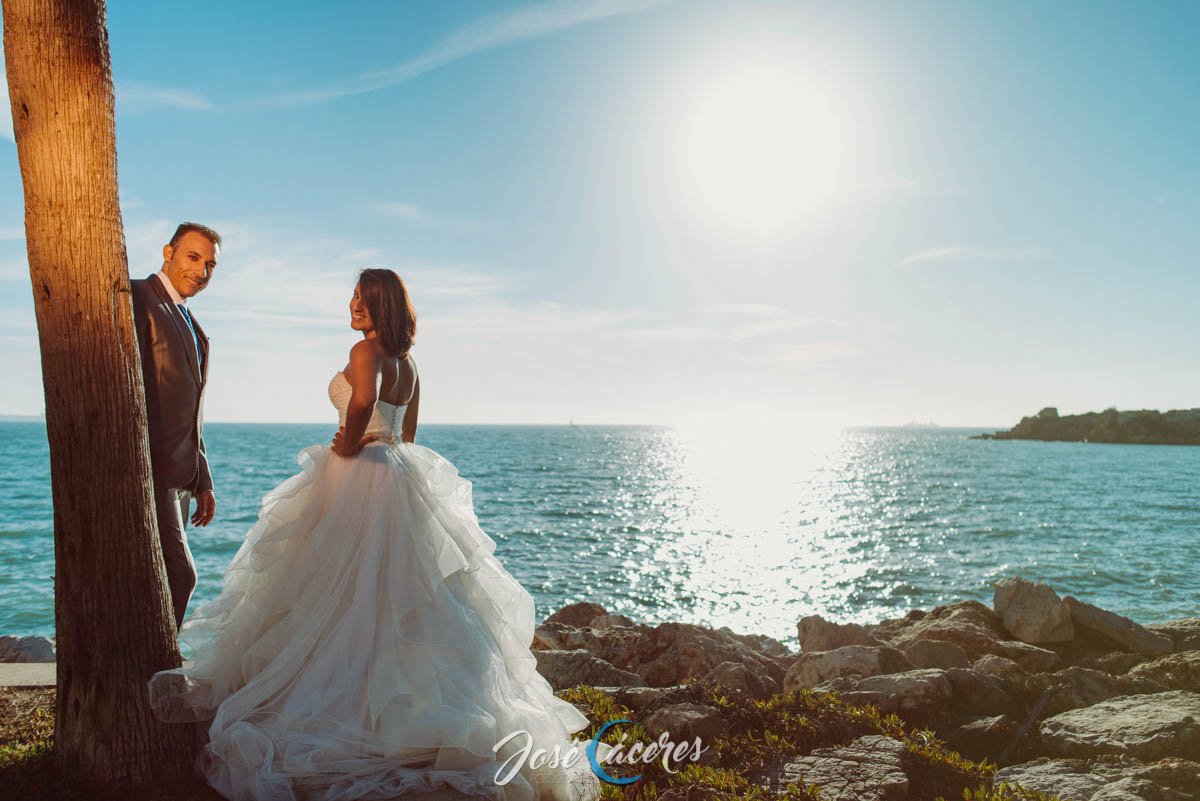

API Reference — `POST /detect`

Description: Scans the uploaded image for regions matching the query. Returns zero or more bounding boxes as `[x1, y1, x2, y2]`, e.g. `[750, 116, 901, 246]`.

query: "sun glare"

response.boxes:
[674, 53, 852, 237]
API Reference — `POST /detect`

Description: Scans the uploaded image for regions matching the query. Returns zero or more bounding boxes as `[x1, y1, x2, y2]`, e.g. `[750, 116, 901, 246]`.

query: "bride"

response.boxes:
[148, 268, 606, 801]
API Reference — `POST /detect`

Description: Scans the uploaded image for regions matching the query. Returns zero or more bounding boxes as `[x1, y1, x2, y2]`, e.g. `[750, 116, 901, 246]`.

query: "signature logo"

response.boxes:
[493, 718, 708, 786]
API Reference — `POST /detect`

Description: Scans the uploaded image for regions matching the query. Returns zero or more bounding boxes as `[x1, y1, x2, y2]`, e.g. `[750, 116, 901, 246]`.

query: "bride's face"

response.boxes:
[349, 282, 373, 333]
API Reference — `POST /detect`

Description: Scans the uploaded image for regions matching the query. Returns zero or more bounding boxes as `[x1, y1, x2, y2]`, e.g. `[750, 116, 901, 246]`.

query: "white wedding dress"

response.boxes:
[148, 371, 606, 801]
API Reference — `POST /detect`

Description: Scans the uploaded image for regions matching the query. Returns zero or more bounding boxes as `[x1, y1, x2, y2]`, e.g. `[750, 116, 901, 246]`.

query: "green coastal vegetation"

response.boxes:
[976, 407, 1200, 445]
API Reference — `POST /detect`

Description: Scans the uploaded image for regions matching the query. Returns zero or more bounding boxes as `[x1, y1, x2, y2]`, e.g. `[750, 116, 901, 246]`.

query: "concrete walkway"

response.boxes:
[0, 661, 200, 688]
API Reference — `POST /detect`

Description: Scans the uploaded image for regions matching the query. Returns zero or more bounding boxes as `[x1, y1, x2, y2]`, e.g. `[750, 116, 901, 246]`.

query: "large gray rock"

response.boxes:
[534, 649, 645, 690]
[872, 601, 1008, 658]
[0, 635, 55, 663]
[904, 639, 970, 669]
[1027, 666, 1169, 716]
[994, 577, 1075, 643]
[1130, 651, 1200, 693]
[545, 602, 610, 628]
[1149, 619, 1200, 654]
[814, 669, 954, 721]
[1091, 777, 1192, 800]
[997, 639, 1063, 673]
[994, 758, 1109, 800]
[621, 622, 792, 688]
[797, 615, 880, 651]
[1065, 597, 1173, 657]
[701, 660, 779, 699]
[945, 667, 1019, 717]
[946, 714, 1019, 762]
[1039, 690, 1200, 761]
[996, 756, 1200, 801]
[973, 654, 1030, 684]
[643, 702, 726, 745]
[783, 645, 912, 693]
[753, 735, 910, 801]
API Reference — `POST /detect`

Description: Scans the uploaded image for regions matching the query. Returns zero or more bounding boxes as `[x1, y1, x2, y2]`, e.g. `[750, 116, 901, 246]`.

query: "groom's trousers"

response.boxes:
[153, 483, 197, 630]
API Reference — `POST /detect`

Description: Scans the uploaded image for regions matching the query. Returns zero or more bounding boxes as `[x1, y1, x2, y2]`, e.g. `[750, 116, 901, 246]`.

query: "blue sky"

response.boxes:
[1, 0, 1197, 426]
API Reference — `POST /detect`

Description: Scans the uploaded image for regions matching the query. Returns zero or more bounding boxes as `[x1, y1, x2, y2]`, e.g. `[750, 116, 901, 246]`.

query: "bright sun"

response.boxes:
[675, 55, 851, 236]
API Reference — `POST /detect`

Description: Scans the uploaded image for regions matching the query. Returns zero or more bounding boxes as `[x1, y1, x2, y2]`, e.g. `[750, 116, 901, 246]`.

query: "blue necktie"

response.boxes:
[177, 303, 203, 374]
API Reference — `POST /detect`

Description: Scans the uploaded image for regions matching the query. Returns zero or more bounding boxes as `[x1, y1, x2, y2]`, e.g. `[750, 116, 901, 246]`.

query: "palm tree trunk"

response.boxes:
[2, 0, 202, 787]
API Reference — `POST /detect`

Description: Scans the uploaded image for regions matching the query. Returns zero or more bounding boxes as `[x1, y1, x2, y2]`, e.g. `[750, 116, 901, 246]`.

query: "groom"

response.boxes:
[131, 222, 221, 630]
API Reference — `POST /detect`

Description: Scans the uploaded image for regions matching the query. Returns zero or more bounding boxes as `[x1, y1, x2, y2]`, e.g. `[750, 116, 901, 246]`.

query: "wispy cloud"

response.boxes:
[0, 227, 23, 242]
[115, 82, 213, 113]
[374, 201, 491, 235]
[898, 246, 1052, 267]
[255, 0, 670, 107]
[1, 52, 13, 142]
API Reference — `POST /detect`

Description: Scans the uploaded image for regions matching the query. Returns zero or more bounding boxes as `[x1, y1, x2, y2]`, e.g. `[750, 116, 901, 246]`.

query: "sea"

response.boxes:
[1, 422, 1197, 650]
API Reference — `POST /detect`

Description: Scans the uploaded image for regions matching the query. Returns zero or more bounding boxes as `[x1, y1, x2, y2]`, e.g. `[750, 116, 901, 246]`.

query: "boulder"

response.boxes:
[1089, 651, 1150, 676]
[814, 669, 954, 722]
[994, 577, 1075, 643]
[1130, 651, 1200, 693]
[0, 635, 55, 663]
[997, 640, 1063, 673]
[643, 702, 726, 744]
[1039, 690, 1200, 761]
[872, 601, 1008, 659]
[1027, 666, 1169, 716]
[717, 626, 793, 658]
[701, 661, 779, 700]
[945, 667, 1020, 717]
[783, 645, 913, 693]
[798, 615, 880, 651]
[1148, 619, 1200, 654]
[1091, 777, 1192, 800]
[996, 756, 1200, 801]
[973, 654, 1030, 685]
[622, 622, 792, 688]
[945, 714, 1018, 762]
[753, 735, 910, 801]
[534, 649, 645, 690]
[1065, 597, 1173, 657]
[590, 613, 636, 630]
[545, 602, 610, 628]
[994, 758, 1111, 800]
[904, 639, 970, 670]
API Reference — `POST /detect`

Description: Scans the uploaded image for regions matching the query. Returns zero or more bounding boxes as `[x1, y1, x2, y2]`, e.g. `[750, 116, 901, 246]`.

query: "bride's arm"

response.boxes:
[400, 372, 419, 443]
[335, 341, 380, 457]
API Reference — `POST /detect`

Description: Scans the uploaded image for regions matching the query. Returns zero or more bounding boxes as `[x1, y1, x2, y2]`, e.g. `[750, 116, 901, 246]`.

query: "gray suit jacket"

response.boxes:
[131, 274, 212, 493]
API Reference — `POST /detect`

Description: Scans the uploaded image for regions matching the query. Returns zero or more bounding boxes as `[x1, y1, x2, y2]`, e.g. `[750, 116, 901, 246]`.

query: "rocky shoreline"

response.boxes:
[4, 577, 1198, 800]
[975, 406, 1200, 445]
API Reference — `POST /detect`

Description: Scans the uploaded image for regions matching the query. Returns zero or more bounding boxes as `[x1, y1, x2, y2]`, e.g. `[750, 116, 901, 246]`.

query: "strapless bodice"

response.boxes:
[328, 372, 406, 444]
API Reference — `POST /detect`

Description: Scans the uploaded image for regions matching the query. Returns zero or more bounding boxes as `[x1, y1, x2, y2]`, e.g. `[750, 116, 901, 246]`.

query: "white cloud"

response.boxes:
[374, 201, 489, 234]
[257, 0, 671, 107]
[1, 51, 13, 142]
[116, 82, 213, 113]
[898, 246, 1052, 267]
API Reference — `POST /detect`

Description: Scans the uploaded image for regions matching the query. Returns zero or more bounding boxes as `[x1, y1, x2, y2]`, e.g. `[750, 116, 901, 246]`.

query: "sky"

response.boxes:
[1, 0, 1197, 427]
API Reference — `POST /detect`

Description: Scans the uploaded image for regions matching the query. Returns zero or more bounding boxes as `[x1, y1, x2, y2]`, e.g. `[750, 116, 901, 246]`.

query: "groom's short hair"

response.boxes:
[169, 222, 222, 250]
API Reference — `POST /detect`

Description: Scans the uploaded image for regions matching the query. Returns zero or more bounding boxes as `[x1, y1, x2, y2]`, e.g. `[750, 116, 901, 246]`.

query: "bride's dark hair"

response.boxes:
[358, 268, 416, 358]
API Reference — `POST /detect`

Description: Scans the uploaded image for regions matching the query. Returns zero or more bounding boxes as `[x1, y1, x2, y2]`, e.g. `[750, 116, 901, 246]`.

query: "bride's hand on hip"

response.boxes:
[331, 426, 377, 458]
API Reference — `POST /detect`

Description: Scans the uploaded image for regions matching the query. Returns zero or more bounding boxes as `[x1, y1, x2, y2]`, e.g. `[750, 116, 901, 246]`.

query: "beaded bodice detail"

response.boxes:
[328, 372, 406, 444]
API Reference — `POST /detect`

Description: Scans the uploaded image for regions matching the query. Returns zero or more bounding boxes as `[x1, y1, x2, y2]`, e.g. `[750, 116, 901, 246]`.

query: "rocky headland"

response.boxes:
[4, 578, 1198, 800]
[976, 406, 1200, 445]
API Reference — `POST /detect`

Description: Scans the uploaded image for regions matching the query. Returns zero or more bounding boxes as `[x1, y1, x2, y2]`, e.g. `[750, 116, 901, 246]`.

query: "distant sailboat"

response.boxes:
[569, 416, 576, 427]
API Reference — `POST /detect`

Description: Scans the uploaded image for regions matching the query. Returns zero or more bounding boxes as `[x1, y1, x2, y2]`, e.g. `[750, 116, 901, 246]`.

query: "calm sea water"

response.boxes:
[1, 421, 1197, 649]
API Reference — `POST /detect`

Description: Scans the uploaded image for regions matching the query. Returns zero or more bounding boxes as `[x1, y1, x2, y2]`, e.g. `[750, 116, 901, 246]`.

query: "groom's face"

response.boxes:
[162, 231, 219, 299]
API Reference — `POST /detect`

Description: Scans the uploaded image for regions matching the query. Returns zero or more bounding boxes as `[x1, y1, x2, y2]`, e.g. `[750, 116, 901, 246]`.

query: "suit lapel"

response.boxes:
[148, 274, 203, 386]
[192, 315, 210, 386]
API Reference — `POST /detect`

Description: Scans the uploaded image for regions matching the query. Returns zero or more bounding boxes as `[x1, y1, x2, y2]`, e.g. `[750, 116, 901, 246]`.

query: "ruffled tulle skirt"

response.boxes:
[148, 441, 605, 801]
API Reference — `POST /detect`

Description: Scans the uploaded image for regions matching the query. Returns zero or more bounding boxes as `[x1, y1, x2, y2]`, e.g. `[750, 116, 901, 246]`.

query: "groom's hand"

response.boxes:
[191, 490, 216, 527]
